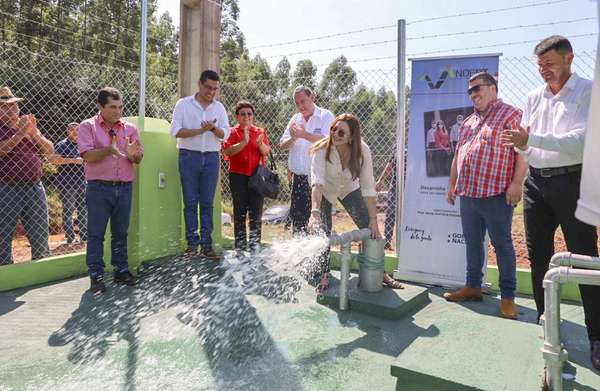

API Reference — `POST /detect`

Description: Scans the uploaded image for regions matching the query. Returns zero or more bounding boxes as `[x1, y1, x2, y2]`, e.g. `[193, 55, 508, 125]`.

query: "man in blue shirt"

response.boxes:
[50, 123, 87, 244]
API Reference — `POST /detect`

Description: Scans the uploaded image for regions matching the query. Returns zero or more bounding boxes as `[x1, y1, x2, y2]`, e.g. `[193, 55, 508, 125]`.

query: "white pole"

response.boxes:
[139, 0, 148, 130]
[395, 20, 406, 257]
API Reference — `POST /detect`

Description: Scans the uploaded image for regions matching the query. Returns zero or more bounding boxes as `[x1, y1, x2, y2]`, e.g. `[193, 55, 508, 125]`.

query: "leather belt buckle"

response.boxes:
[540, 168, 553, 178]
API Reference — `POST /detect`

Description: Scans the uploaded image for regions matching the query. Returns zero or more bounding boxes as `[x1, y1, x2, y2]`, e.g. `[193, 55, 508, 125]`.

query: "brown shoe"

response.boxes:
[500, 299, 518, 320]
[443, 286, 483, 302]
[199, 246, 221, 260]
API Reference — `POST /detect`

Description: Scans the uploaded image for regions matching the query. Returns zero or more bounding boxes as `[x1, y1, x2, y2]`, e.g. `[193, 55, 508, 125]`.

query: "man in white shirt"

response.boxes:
[501, 36, 600, 369]
[449, 115, 462, 151]
[170, 70, 231, 260]
[426, 120, 436, 149]
[280, 86, 334, 234]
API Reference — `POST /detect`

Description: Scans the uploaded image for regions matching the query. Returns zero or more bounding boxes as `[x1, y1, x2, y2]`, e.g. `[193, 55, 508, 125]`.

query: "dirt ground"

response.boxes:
[12, 212, 600, 268]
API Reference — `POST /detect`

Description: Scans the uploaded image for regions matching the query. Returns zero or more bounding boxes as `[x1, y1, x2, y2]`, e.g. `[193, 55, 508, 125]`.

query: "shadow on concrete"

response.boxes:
[289, 298, 434, 383]
[49, 253, 305, 391]
[0, 292, 25, 317]
[429, 287, 541, 324]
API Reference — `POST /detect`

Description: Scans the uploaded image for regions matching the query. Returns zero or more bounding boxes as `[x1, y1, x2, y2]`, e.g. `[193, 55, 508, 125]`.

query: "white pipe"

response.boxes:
[550, 252, 600, 270]
[327, 228, 372, 311]
[543, 266, 600, 390]
[329, 228, 371, 247]
[339, 242, 352, 311]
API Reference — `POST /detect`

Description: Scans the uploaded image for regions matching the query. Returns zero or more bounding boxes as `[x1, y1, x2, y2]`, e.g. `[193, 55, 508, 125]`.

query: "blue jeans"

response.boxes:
[86, 181, 132, 277]
[0, 182, 51, 265]
[178, 150, 219, 249]
[460, 194, 516, 299]
[59, 185, 87, 241]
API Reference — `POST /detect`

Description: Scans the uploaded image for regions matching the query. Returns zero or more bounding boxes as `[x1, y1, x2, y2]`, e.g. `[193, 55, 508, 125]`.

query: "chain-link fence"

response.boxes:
[218, 52, 597, 239]
[0, 42, 177, 264]
[1, 41, 596, 263]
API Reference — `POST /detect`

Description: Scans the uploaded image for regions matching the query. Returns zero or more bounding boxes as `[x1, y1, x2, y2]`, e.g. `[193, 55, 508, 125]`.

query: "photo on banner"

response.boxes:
[395, 54, 500, 288]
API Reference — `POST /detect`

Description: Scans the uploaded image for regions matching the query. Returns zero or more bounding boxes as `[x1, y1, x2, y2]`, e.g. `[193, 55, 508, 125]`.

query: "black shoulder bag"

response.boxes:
[248, 153, 280, 199]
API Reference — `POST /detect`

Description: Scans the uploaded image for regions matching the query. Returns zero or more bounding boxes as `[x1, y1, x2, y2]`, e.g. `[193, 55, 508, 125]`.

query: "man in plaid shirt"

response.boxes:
[444, 72, 529, 320]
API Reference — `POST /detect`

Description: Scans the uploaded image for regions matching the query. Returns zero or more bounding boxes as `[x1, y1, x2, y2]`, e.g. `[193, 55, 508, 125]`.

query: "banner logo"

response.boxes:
[420, 65, 456, 89]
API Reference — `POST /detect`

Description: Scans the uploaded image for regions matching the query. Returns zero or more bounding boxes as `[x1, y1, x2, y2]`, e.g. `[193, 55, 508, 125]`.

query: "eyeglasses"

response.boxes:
[467, 84, 492, 95]
[202, 82, 219, 92]
[331, 126, 347, 138]
[108, 129, 116, 138]
[238, 112, 254, 117]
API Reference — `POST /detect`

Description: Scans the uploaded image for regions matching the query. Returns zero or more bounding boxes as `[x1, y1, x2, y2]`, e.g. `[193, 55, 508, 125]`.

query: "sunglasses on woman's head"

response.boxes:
[239, 112, 254, 117]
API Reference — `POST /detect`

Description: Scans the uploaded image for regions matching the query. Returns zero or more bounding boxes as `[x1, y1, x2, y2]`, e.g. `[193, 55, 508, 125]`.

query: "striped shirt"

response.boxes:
[455, 99, 522, 198]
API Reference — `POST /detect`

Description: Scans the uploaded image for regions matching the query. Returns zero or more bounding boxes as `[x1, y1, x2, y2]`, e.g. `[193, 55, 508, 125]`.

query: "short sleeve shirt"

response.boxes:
[55, 138, 85, 187]
[78, 114, 144, 182]
[0, 124, 42, 183]
[223, 125, 270, 176]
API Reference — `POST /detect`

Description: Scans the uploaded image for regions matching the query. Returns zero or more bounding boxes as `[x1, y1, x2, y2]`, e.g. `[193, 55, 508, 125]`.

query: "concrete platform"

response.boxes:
[391, 311, 545, 391]
[0, 256, 598, 391]
[317, 271, 429, 320]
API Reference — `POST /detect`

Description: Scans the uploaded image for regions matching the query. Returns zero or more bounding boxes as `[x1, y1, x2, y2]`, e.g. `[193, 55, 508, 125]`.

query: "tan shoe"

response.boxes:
[500, 299, 518, 320]
[443, 286, 483, 302]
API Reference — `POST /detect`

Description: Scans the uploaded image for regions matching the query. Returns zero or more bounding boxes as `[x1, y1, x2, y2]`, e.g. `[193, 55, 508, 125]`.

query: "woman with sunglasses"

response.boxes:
[308, 113, 403, 292]
[223, 101, 271, 252]
[434, 119, 452, 176]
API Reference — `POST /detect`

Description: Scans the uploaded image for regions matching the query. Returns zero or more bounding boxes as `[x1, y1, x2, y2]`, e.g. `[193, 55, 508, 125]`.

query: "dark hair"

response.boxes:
[98, 87, 122, 107]
[468, 72, 498, 93]
[234, 100, 255, 115]
[534, 35, 573, 57]
[309, 113, 363, 181]
[293, 85, 312, 98]
[200, 70, 220, 83]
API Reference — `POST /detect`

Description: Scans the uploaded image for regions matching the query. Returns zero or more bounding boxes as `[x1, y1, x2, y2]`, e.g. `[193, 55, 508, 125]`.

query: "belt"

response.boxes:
[530, 164, 582, 178]
[91, 180, 131, 186]
[1, 180, 40, 187]
[180, 149, 217, 154]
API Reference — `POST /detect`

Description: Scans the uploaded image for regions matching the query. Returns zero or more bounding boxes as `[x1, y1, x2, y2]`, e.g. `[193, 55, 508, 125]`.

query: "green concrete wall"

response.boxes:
[329, 252, 582, 302]
[0, 117, 224, 292]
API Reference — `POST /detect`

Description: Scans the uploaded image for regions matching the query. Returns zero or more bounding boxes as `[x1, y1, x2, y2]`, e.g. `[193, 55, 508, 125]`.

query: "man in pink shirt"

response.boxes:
[78, 87, 143, 293]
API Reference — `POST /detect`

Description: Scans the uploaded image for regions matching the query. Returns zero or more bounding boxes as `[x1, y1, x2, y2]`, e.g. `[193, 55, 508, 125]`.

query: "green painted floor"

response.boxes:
[0, 254, 598, 391]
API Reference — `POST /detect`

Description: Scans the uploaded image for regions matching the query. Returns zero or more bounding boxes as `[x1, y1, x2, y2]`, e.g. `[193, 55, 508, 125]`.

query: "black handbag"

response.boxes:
[248, 153, 279, 199]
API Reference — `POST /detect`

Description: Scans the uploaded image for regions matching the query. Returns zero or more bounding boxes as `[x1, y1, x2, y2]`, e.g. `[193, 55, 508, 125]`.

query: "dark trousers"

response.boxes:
[229, 173, 264, 251]
[384, 185, 397, 246]
[86, 181, 132, 277]
[523, 169, 600, 341]
[179, 150, 219, 249]
[290, 174, 311, 235]
[318, 189, 370, 273]
[58, 185, 87, 241]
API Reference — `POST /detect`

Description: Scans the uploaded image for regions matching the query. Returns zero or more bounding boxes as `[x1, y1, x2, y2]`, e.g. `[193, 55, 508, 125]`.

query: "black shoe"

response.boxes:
[114, 270, 136, 286]
[180, 248, 198, 261]
[591, 341, 600, 370]
[66, 238, 75, 244]
[90, 276, 106, 293]
[199, 246, 220, 260]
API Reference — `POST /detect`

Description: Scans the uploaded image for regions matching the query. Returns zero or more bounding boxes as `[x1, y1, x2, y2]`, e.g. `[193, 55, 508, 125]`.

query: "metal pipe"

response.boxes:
[329, 228, 371, 247]
[339, 242, 352, 311]
[543, 266, 600, 390]
[550, 252, 600, 270]
[327, 228, 372, 311]
[139, 0, 148, 128]
[395, 19, 406, 256]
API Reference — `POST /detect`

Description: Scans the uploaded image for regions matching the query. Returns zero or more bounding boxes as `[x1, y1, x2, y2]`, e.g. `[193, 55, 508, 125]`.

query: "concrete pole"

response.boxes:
[178, 0, 221, 99]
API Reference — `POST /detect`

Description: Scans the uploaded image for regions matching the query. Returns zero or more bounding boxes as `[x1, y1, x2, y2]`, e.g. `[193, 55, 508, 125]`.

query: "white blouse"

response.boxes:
[310, 140, 377, 205]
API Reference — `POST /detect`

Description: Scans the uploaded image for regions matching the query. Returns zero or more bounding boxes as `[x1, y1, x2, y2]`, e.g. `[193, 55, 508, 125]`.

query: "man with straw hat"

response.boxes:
[0, 86, 55, 265]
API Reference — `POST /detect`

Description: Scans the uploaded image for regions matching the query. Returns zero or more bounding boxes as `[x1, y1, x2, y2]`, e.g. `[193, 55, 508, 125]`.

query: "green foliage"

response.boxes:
[1, 0, 178, 76]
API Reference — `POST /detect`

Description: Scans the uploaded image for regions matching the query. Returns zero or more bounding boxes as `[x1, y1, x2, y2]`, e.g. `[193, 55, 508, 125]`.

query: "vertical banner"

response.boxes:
[395, 54, 500, 288]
